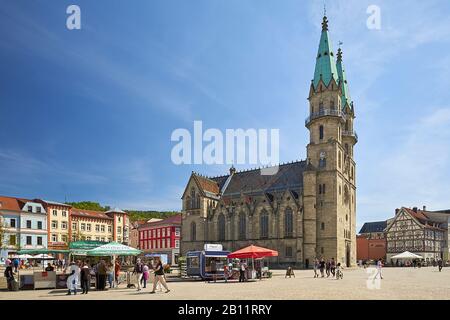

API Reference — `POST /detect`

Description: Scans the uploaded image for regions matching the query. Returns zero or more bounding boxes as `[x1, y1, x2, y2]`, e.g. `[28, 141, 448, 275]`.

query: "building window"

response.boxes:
[61, 221, 67, 230]
[26, 236, 32, 245]
[175, 240, 180, 248]
[101, 225, 105, 233]
[81, 223, 86, 231]
[9, 235, 16, 246]
[51, 234, 57, 242]
[37, 221, 42, 230]
[36, 207, 41, 213]
[321, 222, 325, 230]
[118, 226, 122, 234]
[319, 125, 324, 140]
[10, 219, 16, 228]
[27, 206, 33, 212]
[338, 151, 342, 169]
[118, 216, 121, 222]
[72, 222, 77, 230]
[162, 228, 166, 237]
[101, 237, 105, 242]
[108, 225, 112, 233]
[62, 235, 67, 243]
[62, 211, 67, 217]
[190, 222, 196, 241]
[86, 236, 91, 241]
[52, 210, 57, 216]
[319, 185, 322, 194]
[260, 210, 269, 239]
[95, 225, 100, 232]
[167, 228, 171, 236]
[285, 208, 293, 237]
[239, 212, 246, 240]
[175, 228, 180, 236]
[51, 221, 58, 229]
[96, 237, 100, 241]
[285, 246, 293, 257]
[26, 220, 32, 229]
[72, 235, 76, 241]
[157, 229, 160, 237]
[218, 213, 226, 241]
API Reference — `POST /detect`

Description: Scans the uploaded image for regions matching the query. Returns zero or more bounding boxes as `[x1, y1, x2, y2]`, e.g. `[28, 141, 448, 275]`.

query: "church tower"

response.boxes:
[303, 15, 357, 266]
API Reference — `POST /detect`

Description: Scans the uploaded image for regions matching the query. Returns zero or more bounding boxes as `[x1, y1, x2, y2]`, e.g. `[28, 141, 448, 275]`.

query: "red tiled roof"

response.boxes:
[138, 214, 181, 230]
[194, 175, 220, 194]
[0, 195, 22, 212]
[71, 208, 113, 220]
[403, 207, 447, 231]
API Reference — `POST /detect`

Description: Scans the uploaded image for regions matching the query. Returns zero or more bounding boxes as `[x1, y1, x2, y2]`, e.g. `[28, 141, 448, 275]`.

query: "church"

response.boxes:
[180, 15, 357, 267]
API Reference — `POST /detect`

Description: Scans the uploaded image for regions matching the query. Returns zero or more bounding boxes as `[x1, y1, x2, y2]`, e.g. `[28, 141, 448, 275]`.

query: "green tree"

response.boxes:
[65, 201, 107, 211]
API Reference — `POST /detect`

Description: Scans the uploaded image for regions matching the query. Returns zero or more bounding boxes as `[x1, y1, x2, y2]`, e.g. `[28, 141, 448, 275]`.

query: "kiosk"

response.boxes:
[186, 244, 230, 280]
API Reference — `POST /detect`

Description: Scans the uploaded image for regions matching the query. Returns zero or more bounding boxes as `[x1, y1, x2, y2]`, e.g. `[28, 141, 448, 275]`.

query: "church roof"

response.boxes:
[209, 161, 307, 197]
[313, 16, 338, 89]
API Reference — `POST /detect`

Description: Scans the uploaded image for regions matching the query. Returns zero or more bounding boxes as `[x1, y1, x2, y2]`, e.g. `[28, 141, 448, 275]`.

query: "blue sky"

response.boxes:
[1, 0, 450, 230]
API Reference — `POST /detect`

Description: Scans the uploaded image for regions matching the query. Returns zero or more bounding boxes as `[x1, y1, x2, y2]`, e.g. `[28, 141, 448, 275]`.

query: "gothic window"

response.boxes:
[322, 184, 326, 194]
[196, 195, 201, 209]
[338, 151, 342, 168]
[319, 151, 326, 168]
[319, 185, 322, 194]
[238, 212, 246, 240]
[190, 188, 196, 209]
[319, 125, 324, 140]
[330, 100, 335, 110]
[321, 222, 325, 230]
[190, 222, 196, 241]
[285, 246, 293, 257]
[345, 120, 349, 131]
[186, 196, 191, 210]
[285, 208, 293, 237]
[260, 210, 269, 239]
[218, 213, 226, 241]
[319, 102, 324, 114]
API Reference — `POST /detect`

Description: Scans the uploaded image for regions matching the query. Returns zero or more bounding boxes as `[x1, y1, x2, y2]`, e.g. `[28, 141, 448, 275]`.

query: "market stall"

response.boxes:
[227, 245, 278, 280]
[17, 248, 70, 289]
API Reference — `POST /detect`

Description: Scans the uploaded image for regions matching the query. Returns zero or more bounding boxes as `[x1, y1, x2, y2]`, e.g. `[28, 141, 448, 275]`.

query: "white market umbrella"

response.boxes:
[32, 254, 54, 259]
[18, 254, 34, 259]
[391, 251, 423, 259]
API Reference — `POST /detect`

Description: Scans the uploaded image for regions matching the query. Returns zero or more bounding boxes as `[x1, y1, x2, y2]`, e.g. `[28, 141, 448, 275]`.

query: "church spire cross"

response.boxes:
[322, 15, 329, 31]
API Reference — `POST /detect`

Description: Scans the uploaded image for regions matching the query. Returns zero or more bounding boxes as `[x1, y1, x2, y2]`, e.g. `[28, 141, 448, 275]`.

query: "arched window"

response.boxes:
[319, 125, 324, 140]
[285, 208, 293, 237]
[260, 210, 269, 239]
[238, 212, 246, 240]
[319, 102, 324, 114]
[190, 188, 196, 209]
[218, 213, 225, 241]
[190, 222, 196, 241]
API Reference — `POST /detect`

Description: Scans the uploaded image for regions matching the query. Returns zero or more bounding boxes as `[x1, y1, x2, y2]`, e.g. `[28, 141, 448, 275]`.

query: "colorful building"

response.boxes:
[35, 199, 72, 250]
[356, 221, 387, 262]
[139, 215, 181, 265]
[71, 208, 129, 243]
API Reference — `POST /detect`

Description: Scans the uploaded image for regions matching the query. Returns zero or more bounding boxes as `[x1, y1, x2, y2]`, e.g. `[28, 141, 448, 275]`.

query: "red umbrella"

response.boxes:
[227, 245, 278, 259]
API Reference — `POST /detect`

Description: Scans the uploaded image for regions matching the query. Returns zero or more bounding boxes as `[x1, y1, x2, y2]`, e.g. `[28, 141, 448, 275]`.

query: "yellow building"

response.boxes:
[36, 199, 72, 250]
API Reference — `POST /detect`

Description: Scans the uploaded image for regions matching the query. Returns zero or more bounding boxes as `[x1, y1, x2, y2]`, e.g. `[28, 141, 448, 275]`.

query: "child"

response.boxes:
[336, 263, 343, 280]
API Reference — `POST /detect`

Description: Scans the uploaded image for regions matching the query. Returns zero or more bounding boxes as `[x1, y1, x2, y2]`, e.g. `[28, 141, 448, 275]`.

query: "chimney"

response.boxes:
[395, 208, 399, 214]
[423, 205, 427, 211]
[413, 207, 418, 213]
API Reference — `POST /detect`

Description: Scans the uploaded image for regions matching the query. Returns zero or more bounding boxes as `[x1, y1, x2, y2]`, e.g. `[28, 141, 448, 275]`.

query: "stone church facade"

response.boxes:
[180, 15, 357, 267]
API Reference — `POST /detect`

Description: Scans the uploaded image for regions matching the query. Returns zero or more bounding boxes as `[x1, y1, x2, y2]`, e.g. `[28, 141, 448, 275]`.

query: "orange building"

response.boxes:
[357, 221, 387, 262]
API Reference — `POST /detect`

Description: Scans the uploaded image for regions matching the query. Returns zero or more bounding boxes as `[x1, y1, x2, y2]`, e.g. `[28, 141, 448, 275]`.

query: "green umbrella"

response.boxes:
[86, 242, 141, 256]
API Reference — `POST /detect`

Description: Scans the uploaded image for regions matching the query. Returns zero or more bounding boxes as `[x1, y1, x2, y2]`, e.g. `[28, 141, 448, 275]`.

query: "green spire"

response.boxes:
[313, 16, 338, 89]
[336, 48, 351, 109]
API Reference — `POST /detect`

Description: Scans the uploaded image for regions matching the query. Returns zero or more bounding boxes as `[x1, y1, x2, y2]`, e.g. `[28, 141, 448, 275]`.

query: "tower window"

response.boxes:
[330, 100, 335, 110]
[319, 185, 322, 194]
[322, 184, 326, 194]
[338, 151, 342, 168]
[319, 102, 324, 114]
[321, 222, 325, 230]
[319, 125, 324, 140]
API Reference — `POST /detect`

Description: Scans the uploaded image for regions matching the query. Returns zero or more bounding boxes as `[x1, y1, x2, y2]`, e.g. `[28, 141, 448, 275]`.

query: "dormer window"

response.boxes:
[36, 207, 41, 213]
[27, 206, 32, 212]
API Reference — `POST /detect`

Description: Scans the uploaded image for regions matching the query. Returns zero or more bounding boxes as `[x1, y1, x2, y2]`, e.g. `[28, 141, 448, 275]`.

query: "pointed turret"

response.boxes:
[336, 48, 351, 109]
[312, 15, 338, 89]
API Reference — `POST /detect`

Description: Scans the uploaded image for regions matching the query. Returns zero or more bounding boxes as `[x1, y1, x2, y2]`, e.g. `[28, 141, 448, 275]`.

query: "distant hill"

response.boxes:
[65, 201, 179, 222]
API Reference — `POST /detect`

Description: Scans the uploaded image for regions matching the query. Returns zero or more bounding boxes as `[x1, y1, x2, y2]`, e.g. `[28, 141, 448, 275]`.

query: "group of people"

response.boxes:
[133, 257, 170, 294]
[313, 258, 343, 279]
[65, 259, 121, 295]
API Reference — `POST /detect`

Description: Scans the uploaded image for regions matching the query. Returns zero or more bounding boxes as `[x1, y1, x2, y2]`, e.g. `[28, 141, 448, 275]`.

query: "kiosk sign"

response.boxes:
[204, 244, 223, 251]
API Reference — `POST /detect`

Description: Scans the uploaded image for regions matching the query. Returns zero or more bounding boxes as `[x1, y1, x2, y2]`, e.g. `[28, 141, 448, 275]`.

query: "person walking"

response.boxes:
[313, 258, 319, 278]
[438, 258, 443, 272]
[107, 262, 114, 288]
[142, 263, 149, 289]
[330, 258, 336, 277]
[239, 261, 246, 282]
[150, 257, 170, 294]
[66, 261, 80, 295]
[80, 262, 91, 294]
[319, 258, 325, 278]
[133, 258, 144, 291]
[97, 260, 107, 290]
[4, 261, 15, 291]
[326, 259, 331, 278]
[114, 260, 121, 287]
[13, 258, 19, 273]
[375, 258, 383, 280]
[223, 264, 229, 283]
